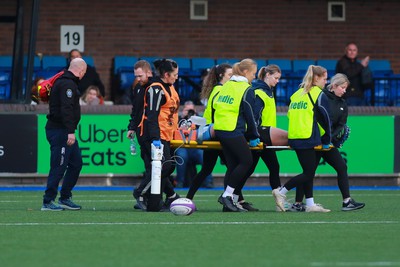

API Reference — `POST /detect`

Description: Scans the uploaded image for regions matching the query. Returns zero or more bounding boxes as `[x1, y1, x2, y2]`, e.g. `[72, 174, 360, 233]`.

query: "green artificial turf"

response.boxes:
[0, 189, 399, 267]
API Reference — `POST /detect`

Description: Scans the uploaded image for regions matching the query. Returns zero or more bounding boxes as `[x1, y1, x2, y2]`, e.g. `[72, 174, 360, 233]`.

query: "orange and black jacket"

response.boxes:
[139, 77, 180, 142]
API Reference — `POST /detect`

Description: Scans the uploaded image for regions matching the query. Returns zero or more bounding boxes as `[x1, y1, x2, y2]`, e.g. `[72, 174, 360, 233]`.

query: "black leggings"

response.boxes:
[235, 126, 281, 201]
[186, 149, 225, 200]
[234, 149, 281, 201]
[216, 134, 253, 190]
[284, 148, 318, 199]
[295, 147, 350, 202]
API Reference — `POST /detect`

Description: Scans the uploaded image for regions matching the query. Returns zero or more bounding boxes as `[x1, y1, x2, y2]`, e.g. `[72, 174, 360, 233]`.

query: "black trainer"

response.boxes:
[342, 198, 365, 211]
[133, 189, 147, 211]
[239, 201, 259, 211]
[219, 196, 239, 212]
[218, 195, 224, 205]
[164, 193, 180, 208]
[222, 206, 232, 212]
[134, 196, 147, 211]
[287, 203, 306, 212]
[58, 198, 81, 210]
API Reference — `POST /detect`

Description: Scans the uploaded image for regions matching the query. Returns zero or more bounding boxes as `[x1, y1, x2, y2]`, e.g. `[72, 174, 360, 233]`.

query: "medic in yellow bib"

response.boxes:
[239, 64, 289, 212]
[272, 65, 333, 213]
[212, 59, 260, 212]
[186, 63, 233, 201]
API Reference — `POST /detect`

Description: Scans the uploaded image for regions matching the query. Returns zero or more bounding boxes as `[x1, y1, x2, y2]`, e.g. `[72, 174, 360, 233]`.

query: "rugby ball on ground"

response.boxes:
[170, 198, 196, 216]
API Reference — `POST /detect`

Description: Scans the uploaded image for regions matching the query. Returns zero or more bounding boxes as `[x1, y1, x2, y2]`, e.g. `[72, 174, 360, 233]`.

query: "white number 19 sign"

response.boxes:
[60, 25, 84, 52]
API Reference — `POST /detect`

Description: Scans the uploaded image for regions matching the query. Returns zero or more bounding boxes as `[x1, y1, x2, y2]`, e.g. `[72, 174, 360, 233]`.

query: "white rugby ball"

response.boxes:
[170, 198, 196, 216]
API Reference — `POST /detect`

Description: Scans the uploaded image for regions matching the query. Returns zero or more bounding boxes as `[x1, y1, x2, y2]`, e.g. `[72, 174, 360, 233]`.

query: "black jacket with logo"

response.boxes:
[128, 77, 154, 132]
[46, 71, 81, 133]
[323, 88, 348, 143]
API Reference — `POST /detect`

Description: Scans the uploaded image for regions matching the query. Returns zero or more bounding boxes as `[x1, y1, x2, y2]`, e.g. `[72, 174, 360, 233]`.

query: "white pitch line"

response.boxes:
[311, 261, 400, 266]
[0, 221, 398, 226]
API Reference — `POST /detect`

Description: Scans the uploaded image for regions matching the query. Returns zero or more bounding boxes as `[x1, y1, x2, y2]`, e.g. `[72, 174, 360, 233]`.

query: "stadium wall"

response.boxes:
[1, 0, 399, 99]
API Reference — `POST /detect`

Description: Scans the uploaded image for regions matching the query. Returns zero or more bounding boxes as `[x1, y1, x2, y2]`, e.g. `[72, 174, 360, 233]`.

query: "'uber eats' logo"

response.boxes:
[77, 124, 128, 167]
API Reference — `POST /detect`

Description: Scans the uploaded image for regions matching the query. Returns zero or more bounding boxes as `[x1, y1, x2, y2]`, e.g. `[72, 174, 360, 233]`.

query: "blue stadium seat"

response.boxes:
[42, 55, 66, 71]
[392, 76, 400, 106]
[23, 56, 42, 71]
[139, 56, 161, 70]
[82, 56, 94, 67]
[267, 59, 292, 76]
[0, 55, 41, 73]
[35, 70, 60, 79]
[292, 59, 316, 76]
[254, 59, 267, 69]
[0, 71, 11, 100]
[191, 58, 216, 71]
[274, 84, 287, 106]
[173, 57, 192, 75]
[173, 57, 191, 69]
[0, 56, 13, 72]
[368, 59, 392, 77]
[216, 58, 240, 66]
[114, 56, 138, 74]
[316, 59, 337, 77]
[119, 72, 135, 91]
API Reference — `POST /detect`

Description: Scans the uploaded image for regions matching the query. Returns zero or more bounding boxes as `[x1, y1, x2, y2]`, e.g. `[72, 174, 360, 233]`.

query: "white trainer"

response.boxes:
[275, 199, 292, 212]
[272, 189, 286, 212]
[305, 203, 331, 213]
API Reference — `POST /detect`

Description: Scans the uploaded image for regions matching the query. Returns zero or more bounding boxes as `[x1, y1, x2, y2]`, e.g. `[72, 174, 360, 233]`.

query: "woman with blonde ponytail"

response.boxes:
[272, 65, 332, 213]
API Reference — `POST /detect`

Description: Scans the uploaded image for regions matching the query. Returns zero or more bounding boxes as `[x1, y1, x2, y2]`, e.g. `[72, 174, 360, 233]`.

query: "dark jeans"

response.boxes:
[43, 128, 82, 204]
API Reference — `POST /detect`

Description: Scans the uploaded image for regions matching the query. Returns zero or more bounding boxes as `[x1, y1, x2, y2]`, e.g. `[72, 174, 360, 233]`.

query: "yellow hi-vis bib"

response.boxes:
[255, 89, 276, 127]
[287, 86, 324, 139]
[213, 80, 249, 131]
[203, 85, 222, 124]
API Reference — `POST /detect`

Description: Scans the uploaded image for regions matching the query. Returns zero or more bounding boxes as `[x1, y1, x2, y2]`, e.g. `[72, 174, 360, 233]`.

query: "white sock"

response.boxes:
[222, 186, 235, 198]
[306, 197, 315, 207]
[279, 187, 289, 196]
[343, 197, 351, 203]
[232, 194, 239, 203]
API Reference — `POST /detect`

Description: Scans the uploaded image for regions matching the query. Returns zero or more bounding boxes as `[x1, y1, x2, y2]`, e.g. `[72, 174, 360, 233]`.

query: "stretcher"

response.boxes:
[171, 121, 331, 151]
[170, 140, 330, 151]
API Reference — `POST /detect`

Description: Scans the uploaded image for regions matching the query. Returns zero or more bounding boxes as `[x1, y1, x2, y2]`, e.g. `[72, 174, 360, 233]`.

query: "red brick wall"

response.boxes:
[1, 0, 399, 99]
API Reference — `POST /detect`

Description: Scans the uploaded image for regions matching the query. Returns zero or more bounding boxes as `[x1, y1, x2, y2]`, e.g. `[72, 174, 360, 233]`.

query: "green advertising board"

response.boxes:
[38, 115, 143, 174]
[37, 114, 395, 175]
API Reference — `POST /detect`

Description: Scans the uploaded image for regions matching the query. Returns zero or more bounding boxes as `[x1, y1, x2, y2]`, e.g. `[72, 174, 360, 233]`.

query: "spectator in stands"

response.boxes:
[68, 49, 105, 97]
[272, 65, 331, 213]
[178, 68, 210, 106]
[237, 64, 288, 212]
[335, 42, 371, 106]
[290, 73, 365, 212]
[79, 85, 104, 105]
[174, 101, 213, 188]
[30, 76, 45, 105]
[186, 64, 232, 200]
[213, 58, 259, 212]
